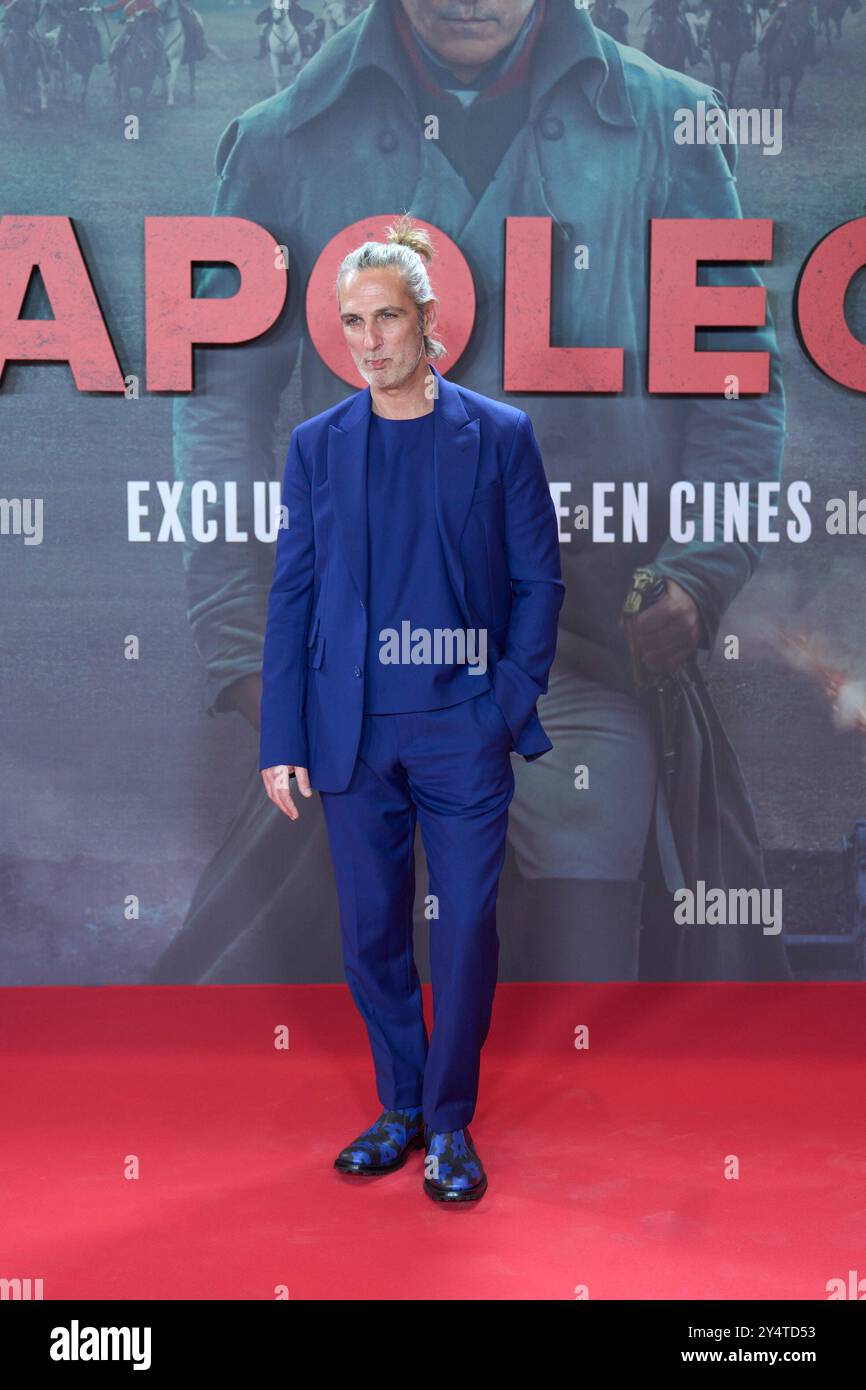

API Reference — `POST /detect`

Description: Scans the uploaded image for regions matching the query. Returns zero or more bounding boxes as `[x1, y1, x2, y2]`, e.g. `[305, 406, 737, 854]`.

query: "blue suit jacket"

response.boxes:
[258, 363, 564, 791]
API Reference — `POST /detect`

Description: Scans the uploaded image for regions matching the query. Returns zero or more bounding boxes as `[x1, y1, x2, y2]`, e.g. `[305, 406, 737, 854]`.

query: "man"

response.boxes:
[0, 0, 42, 23]
[646, 0, 705, 66]
[0, 0, 44, 36]
[41, 0, 105, 65]
[259, 215, 563, 1201]
[0, 0, 50, 102]
[705, 0, 754, 53]
[590, 0, 628, 45]
[254, 0, 317, 60]
[102, 0, 160, 67]
[757, 0, 820, 66]
[156, 0, 790, 993]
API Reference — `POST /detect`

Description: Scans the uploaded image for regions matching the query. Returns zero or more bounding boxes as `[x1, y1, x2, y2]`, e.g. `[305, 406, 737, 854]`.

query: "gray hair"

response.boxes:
[335, 213, 446, 361]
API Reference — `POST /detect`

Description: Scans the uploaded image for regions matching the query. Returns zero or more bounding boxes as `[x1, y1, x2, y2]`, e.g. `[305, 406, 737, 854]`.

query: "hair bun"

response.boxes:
[384, 212, 436, 264]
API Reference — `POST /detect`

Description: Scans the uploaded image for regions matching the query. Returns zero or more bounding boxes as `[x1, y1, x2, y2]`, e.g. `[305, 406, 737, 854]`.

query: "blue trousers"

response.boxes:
[319, 687, 515, 1133]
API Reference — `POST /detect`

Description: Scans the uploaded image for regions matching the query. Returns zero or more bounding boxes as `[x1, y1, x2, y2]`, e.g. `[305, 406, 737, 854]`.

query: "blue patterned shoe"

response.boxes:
[423, 1125, 488, 1203]
[333, 1108, 425, 1176]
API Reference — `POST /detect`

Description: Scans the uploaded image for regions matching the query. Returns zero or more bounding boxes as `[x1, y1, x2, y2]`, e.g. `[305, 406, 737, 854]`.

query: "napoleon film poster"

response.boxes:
[2, 0, 866, 1310]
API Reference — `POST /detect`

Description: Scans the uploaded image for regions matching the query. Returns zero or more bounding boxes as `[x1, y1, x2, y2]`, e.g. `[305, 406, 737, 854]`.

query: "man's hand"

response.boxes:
[261, 764, 313, 820]
[633, 578, 703, 676]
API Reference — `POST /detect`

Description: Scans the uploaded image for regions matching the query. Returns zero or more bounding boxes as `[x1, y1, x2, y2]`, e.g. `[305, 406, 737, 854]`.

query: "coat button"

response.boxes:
[354, 665, 362, 678]
[539, 116, 564, 141]
[376, 129, 398, 153]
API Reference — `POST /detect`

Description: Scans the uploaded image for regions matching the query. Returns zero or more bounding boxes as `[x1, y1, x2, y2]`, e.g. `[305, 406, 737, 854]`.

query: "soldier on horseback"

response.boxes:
[171, 0, 205, 64]
[102, 0, 158, 67]
[0, 0, 50, 108]
[758, 0, 820, 64]
[591, 0, 630, 44]
[255, 0, 316, 59]
[103, 0, 201, 70]
[42, 0, 104, 67]
[706, 0, 755, 50]
[2, 0, 44, 31]
[647, 0, 708, 65]
[646, 0, 704, 66]
[2, 0, 42, 22]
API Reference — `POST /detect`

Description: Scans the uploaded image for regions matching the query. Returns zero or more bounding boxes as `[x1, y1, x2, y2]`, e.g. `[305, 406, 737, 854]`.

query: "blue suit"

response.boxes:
[259, 364, 563, 1129]
[258, 363, 564, 787]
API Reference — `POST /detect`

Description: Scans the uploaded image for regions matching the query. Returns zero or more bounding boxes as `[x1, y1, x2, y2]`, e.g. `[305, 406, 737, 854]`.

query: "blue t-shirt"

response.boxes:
[364, 408, 492, 713]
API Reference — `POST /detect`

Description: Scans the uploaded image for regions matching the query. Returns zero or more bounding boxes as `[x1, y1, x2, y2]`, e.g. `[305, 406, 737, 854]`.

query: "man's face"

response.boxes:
[398, 0, 536, 73]
[338, 266, 436, 389]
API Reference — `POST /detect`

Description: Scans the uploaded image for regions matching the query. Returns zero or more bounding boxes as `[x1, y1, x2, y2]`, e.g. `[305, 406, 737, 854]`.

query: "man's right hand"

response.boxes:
[261, 765, 313, 820]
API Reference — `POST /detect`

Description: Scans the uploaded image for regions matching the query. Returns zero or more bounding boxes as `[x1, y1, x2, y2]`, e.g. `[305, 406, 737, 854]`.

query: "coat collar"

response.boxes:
[326, 362, 481, 619]
[279, 0, 636, 137]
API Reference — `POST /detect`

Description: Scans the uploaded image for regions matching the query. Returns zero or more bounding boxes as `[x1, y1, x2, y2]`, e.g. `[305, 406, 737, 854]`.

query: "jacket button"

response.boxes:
[376, 129, 398, 153]
[539, 116, 564, 140]
[354, 665, 362, 678]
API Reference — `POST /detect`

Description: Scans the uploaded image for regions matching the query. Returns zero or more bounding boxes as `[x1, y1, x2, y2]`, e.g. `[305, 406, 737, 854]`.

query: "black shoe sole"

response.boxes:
[423, 1172, 488, 1203]
[333, 1132, 425, 1176]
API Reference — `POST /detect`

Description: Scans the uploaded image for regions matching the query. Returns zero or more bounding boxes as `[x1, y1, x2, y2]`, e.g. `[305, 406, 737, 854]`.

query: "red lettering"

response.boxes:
[649, 218, 773, 394]
[504, 216, 623, 392]
[145, 215, 287, 390]
[650, 216, 772, 394]
[0, 216, 124, 390]
[795, 216, 866, 393]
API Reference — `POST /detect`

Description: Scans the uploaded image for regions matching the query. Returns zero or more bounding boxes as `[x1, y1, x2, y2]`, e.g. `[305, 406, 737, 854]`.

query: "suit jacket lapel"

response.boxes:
[327, 386, 370, 605]
[431, 363, 480, 625]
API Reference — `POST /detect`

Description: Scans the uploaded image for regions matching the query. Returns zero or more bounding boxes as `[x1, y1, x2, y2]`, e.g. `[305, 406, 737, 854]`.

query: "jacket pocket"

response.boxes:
[307, 635, 325, 669]
[476, 686, 514, 749]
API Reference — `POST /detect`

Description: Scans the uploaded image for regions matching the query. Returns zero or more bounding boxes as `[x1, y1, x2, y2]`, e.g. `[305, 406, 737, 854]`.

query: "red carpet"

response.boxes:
[2, 983, 864, 1300]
